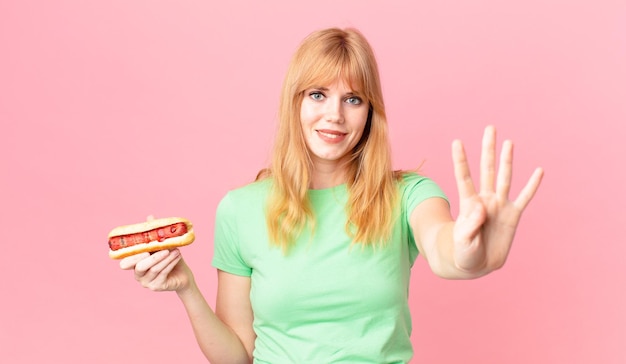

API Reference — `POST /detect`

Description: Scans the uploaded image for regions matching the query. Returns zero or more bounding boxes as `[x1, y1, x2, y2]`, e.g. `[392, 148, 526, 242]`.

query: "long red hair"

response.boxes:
[258, 27, 400, 251]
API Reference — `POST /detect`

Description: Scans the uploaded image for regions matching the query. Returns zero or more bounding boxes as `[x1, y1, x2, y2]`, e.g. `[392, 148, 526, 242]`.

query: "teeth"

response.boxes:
[319, 131, 341, 139]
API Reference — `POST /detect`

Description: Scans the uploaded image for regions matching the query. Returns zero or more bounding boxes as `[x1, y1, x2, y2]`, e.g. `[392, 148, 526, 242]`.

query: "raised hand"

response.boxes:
[451, 126, 543, 273]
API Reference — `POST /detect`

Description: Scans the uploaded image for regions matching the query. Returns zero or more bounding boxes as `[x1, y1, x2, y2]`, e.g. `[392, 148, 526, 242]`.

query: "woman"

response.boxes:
[120, 28, 543, 363]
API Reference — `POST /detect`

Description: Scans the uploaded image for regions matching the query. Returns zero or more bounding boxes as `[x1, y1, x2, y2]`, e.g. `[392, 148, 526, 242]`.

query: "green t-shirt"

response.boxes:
[212, 173, 447, 363]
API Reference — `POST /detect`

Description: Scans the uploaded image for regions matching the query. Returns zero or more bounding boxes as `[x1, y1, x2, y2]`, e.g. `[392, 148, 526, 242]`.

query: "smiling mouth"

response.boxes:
[316, 130, 347, 139]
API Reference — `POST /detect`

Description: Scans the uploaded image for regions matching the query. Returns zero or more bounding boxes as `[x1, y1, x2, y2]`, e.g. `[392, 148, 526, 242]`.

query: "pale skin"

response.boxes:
[412, 126, 544, 279]
[120, 81, 543, 362]
[299, 79, 369, 188]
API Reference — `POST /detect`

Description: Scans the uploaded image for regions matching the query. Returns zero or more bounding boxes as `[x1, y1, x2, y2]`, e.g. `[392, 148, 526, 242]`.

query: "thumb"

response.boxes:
[454, 203, 486, 245]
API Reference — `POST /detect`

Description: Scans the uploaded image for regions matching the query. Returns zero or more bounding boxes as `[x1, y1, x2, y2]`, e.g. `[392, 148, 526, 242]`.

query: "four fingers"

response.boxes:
[454, 126, 541, 212]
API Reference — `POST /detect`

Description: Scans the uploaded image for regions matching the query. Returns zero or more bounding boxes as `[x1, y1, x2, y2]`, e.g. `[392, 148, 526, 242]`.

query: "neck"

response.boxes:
[309, 159, 350, 189]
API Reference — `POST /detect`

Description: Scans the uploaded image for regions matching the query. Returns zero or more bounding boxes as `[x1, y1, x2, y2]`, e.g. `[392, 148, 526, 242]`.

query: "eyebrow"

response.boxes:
[309, 86, 360, 96]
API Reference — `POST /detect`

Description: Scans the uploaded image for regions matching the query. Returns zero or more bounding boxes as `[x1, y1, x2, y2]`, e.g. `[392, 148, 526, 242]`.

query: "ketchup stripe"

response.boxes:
[108, 223, 187, 251]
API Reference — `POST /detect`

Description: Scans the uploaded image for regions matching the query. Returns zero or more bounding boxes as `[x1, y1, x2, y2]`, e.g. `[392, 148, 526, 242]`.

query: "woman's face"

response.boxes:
[300, 79, 369, 170]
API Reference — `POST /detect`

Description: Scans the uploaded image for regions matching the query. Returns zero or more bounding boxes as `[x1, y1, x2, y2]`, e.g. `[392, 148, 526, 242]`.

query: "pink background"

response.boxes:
[1, 1, 625, 363]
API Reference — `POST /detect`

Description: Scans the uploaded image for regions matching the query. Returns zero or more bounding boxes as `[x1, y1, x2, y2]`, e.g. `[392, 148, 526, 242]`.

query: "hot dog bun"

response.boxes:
[108, 217, 195, 259]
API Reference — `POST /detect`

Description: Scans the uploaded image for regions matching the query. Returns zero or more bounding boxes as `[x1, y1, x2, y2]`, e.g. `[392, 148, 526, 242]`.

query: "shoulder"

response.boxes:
[396, 171, 448, 209]
[216, 178, 273, 217]
[221, 178, 273, 203]
[397, 171, 440, 190]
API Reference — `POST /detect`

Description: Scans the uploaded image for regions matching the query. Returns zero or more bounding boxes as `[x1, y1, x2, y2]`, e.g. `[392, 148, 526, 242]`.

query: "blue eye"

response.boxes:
[346, 96, 362, 105]
[309, 92, 324, 101]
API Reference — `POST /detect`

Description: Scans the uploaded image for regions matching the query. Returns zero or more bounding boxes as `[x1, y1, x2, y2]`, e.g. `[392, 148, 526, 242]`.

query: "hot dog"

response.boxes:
[108, 217, 195, 259]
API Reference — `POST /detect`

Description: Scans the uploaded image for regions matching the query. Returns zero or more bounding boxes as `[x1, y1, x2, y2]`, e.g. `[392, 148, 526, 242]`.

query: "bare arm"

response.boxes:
[177, 270, 254, 363]
[412, 126, 544, 279]
[120, 251, 255, 363]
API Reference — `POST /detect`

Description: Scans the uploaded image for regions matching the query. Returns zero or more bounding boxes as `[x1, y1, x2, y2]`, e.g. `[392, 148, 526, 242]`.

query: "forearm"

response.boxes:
[177, 283, 252, 364]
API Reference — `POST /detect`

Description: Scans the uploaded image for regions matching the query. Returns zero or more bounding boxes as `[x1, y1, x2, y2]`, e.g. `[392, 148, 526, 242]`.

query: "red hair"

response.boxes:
[259, 27, 400, 251]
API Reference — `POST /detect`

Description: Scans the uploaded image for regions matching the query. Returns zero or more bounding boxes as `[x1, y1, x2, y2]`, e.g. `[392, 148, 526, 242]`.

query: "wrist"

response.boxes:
[176, 277, 199, 300]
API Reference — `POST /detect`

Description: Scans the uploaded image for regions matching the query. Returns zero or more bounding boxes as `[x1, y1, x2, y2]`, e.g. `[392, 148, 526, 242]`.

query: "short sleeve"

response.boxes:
[401, 173, 448, 215]
[211, 192, 253, 277]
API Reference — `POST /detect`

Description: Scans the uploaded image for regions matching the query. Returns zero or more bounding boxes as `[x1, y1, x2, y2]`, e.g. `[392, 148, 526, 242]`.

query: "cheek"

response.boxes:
[300, 103, 316, 126]
[351, 109, 369, 134]
[298, 104, 314, 146]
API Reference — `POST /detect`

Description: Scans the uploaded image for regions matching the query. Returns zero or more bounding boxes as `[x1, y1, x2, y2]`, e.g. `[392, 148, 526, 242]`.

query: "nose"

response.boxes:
[324, 97, 344, 123]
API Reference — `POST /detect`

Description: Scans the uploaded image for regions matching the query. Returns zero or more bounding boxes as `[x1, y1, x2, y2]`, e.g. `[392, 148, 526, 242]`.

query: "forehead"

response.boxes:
[294, 50, 371, 100]
[306, 70, 366, 96]
[311, 78, 360, 93]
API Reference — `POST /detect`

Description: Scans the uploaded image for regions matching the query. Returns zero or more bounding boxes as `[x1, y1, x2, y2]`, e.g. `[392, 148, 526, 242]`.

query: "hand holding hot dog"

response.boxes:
[113, 215, 196, 292]
[120, 248, 194, 292]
